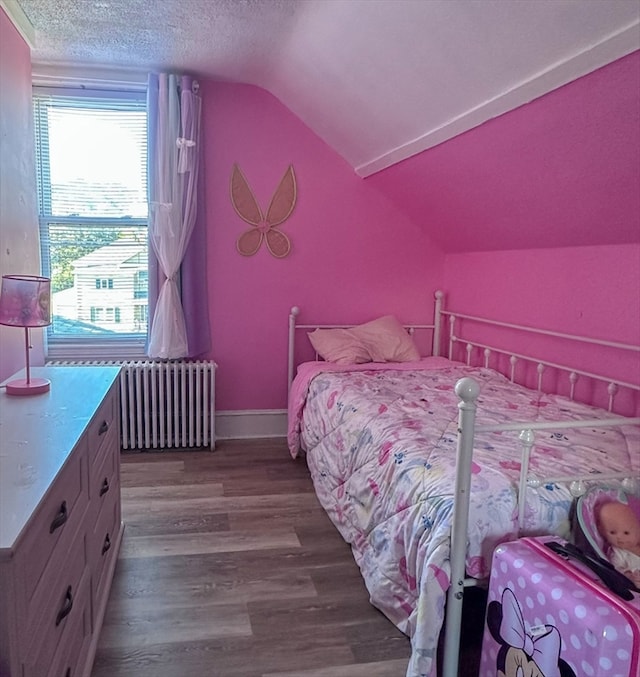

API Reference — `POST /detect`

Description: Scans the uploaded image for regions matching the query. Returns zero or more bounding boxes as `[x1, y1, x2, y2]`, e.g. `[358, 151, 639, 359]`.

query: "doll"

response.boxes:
[596, 501, 640, 588]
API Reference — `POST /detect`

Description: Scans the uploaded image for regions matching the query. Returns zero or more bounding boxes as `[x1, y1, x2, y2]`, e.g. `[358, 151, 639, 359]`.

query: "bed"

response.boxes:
[286, 292, 640, 677]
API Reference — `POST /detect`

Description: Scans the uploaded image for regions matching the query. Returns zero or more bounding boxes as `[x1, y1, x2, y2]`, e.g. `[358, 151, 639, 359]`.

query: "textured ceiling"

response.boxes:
[9, 0, 640, 176]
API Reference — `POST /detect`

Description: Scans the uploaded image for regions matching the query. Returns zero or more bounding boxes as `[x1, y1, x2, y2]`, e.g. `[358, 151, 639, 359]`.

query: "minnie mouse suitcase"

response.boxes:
[480, 536, 640, 677]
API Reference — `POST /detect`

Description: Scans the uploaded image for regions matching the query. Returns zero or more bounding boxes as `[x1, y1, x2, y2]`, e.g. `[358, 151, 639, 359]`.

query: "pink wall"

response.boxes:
[198, 62, 640, 414]
[366, 51, 640, 253]
[363, 51, 640, 416]
[199, 82, 442, 411]
[443, 244, 640, 415]
[0, 9, 43, 383]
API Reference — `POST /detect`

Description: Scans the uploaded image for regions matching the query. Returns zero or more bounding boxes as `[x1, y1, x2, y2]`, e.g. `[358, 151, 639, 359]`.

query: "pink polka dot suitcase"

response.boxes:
[480, 536, 640, 677]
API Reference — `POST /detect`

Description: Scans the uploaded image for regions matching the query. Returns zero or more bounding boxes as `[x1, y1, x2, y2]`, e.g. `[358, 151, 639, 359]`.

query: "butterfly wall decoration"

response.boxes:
[231, 164, 297, 258]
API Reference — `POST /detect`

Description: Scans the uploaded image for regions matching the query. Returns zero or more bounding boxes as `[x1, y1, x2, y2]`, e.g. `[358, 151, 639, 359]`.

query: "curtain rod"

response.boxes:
[32, 64, 148, 92]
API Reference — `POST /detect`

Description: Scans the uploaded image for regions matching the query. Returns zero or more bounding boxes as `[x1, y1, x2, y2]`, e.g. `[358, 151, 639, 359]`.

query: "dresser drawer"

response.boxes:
[86, 387, 116, 472]
[46, 570, 92, 677]
[89, 421, 118, 504]
[87, 418, 119, 543]
[16, 444, 89, 619]
[22, 524, 88, 672]
[88, 478, 120, 626]
[26, 569, 91, 677]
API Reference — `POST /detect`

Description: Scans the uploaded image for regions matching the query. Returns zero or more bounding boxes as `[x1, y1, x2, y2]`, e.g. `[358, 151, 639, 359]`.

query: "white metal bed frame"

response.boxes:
[287, 290, 640, 677]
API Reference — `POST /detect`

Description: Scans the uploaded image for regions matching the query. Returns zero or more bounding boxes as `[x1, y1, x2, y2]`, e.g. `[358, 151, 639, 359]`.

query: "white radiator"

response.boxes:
[48, 360, 216, 450]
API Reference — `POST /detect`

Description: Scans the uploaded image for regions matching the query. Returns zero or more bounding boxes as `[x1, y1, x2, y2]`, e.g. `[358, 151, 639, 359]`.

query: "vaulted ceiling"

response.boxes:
[5, 0, 640, 251]
[11, 0, 640, 175]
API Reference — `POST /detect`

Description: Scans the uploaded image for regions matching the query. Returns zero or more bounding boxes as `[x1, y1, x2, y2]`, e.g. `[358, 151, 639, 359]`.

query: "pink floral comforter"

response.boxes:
[287, 358, 639, 677]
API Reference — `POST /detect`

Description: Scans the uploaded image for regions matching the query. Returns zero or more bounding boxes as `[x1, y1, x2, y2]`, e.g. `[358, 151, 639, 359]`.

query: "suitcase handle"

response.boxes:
[545, 541, 639, 601]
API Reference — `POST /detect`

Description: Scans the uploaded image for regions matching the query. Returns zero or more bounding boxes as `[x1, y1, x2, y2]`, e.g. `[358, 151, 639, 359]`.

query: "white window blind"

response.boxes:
[34, 87, 149, 357]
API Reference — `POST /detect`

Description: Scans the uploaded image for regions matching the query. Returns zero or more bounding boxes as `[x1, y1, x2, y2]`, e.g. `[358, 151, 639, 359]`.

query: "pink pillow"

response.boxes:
[350, 315, 420, 362]
[307, 328, 372, 365]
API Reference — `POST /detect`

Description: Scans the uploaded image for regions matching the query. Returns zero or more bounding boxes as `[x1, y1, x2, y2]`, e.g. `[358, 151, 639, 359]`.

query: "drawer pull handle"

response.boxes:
[49, 501, 68, 533]
[100, 478, 110, 496]
[98, 420, 109, 435]
[55, 586, 74, 626]
[102, 533, 111, 555]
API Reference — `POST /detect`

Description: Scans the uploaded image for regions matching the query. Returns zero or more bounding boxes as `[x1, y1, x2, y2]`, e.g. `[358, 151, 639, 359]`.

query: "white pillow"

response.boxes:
[307, 328, 372, 364]
[350, 315, 420, 362]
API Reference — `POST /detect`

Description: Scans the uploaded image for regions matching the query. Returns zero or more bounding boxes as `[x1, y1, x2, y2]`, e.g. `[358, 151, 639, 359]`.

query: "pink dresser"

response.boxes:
[0, 366, 123, 677]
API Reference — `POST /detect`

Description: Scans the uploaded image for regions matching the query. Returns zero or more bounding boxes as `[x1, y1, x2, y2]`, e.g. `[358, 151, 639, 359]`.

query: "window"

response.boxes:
[95, 278, 114, 290]
[133, 270, 148, 299]
[34, 87, 148, 358]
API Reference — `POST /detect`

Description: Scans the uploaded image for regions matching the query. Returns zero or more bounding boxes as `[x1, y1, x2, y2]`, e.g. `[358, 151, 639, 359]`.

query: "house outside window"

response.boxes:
[34, 87, 148, 359]
[95, 278, 114, 289]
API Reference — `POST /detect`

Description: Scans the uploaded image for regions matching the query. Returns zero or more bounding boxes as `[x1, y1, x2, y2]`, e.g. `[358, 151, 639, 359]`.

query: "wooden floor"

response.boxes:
[92, 440, 485, 677]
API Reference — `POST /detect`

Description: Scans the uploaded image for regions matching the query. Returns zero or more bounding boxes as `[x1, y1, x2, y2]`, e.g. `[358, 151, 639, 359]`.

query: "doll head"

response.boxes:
[597, 501, 640, 556]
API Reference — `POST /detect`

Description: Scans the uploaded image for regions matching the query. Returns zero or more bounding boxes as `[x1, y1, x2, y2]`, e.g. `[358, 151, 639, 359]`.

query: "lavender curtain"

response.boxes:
[146, 73, 210, 358]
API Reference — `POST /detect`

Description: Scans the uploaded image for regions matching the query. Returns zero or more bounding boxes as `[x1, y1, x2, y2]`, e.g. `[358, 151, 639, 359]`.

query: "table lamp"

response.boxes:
[0, 274, 52, 395]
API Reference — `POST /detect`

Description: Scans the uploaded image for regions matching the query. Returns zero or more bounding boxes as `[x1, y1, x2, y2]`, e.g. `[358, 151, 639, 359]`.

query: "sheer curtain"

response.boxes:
[146, 73, 208, 359]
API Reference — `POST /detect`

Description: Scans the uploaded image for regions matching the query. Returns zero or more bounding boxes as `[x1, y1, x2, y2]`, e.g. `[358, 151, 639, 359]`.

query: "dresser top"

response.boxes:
[0, 366, 120, 552]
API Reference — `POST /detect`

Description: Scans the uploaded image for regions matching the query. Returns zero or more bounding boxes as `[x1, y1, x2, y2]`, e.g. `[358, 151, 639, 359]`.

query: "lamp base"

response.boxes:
[5, 377, 51, 396]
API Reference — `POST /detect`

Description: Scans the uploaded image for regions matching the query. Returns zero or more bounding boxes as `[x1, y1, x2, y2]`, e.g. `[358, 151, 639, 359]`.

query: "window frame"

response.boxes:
[33, 85, 149, 361]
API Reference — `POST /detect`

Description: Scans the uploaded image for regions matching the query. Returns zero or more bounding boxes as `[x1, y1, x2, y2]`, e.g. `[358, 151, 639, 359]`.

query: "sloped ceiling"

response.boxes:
[368, 50, 640, 252]
[4, 0, 640, 251]
[9, 0, 640, 175]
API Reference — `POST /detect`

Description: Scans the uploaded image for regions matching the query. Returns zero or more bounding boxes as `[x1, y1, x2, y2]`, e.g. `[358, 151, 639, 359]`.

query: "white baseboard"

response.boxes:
[215, 409, 287, 440]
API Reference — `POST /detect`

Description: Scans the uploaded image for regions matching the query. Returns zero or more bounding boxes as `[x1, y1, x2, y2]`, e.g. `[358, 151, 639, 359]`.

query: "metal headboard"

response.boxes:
[288, 290, 639, 411]
[288, 290, 444, 392]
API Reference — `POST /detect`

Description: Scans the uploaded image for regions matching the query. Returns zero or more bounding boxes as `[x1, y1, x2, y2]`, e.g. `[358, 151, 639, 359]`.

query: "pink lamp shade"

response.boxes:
[0, 275, 52, 395]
